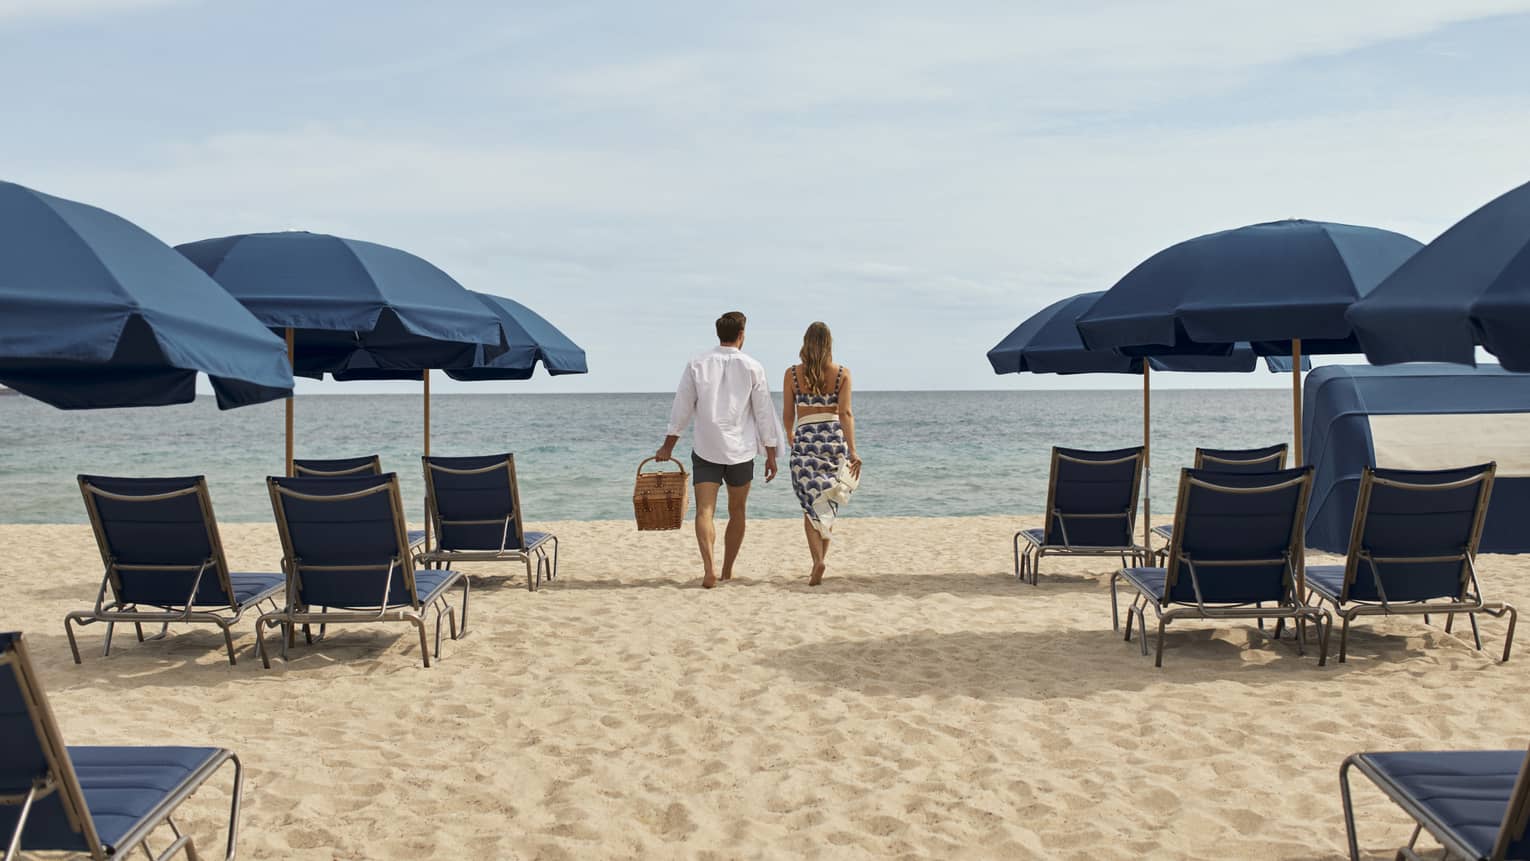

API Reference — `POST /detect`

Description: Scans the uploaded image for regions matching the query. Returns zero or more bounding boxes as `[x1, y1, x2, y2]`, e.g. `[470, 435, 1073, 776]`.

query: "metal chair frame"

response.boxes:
[1340, 745, 1530, 861]
[1152, 444, 1289, 559]
[1110, 469, 1332, 667]
[66, 477, 281, 666]
[258, 476, 469, 668]
[1015, 447, 1147, 586]
[418, 455, 558, 593]
[0, 633, 242, 861]
[1304, 465, 1516, 663]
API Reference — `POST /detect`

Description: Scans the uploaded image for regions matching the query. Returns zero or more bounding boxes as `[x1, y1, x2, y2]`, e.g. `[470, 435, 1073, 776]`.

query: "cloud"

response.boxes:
[0, 0, 189, 24]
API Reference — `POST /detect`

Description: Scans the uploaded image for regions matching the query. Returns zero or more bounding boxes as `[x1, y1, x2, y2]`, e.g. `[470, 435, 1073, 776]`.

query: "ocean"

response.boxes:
[0, 389, 1290, 523]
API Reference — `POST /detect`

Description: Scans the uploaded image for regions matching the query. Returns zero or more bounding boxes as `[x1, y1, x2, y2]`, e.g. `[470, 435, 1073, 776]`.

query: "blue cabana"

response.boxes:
[1303, 364, 1530, 553]
[1347, 179, 1530, 371]
[0, 181, 292, 409]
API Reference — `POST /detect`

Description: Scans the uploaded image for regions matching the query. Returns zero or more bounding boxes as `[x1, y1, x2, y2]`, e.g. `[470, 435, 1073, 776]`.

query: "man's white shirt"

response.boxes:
[666, 346, 780, 465]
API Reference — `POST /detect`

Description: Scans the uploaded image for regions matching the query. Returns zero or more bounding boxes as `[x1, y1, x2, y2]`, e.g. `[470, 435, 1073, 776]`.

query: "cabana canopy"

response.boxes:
[1303, 364, 1530, 553]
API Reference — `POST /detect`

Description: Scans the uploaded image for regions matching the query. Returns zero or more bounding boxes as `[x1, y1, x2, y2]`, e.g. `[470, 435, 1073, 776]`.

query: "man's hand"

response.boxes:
[764, 458, 778, 483]
[656, 435, 679, 463]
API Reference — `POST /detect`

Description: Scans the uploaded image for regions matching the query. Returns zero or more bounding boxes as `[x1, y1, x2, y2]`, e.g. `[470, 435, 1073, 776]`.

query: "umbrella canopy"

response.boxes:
[1075, 219, 1423, 357]
[989, 291, 1300, 550]
[0, 181, 293, 409]
[987, 292, 1296, 375]
[175, 231, 505, 377]
[1347, 179, 1530, 371]
[332, 291, 587, 382]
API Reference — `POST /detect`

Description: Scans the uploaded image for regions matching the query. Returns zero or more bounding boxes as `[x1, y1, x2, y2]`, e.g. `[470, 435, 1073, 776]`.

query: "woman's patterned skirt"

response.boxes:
[790, 417, 850, 537]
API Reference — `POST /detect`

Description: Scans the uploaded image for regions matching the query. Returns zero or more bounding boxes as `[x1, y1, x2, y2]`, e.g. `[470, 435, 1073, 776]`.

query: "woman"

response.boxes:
[782, 322, 861, 586]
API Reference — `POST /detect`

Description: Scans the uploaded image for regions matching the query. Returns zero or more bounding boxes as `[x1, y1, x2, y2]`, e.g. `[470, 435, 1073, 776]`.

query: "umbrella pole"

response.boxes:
[1142, 363, 1152, 554]
[285, 327, 295, 477]
[423, 369, 431, 459]
[1292, 338, 1303, 467]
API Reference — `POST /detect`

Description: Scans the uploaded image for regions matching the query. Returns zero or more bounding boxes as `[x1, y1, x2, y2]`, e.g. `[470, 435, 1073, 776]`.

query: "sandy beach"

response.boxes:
[2, 515, 1525, 860]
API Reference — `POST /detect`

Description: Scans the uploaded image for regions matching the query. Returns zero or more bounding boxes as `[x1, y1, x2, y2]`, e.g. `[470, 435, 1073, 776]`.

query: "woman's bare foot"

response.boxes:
[808, 563, 825, 586]
[703, 572, 718, 589]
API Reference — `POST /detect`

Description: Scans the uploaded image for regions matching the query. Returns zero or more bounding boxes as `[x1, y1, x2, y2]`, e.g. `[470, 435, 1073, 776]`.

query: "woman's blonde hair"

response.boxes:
[798, 322, 834, 395]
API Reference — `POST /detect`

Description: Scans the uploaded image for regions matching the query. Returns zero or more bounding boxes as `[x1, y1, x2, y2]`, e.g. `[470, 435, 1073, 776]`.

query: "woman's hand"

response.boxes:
[848, 451, 862, 479]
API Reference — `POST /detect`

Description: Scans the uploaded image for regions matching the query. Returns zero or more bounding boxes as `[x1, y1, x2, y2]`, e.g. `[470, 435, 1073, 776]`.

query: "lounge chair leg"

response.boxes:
[1339, 615, 1352, 664]
[1294, 616, 1306, 657]
[458, 579, 470, 638]
[1443, 612, 1453, 633]
[1123, 605, 1134, 642]
[413, 615, 432, 668]
[1424, 612, 1432, 626]
[254, 616, 273, 669]
[134, 622, 146, 642]
[1272, 617, 1285, 641]
[1137, 608, 1150, 657]
[433, 605, 446, 659]
[1110, 572, 1121, 631]
[551, 536, 559, 580]
[1013, 532, 1022, 580]
[1469, 613, 1483, 650]
[1316, 611, 1331, 667]
[1502, 604, 1518, 662]
[525, 558, 536, 592]
[1339, 758, 1362, 861]
[219, 622, 237, 667]
[64, 613, 86, 664]
[1153, 616, 1167, 667]
[103, 621, 115, 657]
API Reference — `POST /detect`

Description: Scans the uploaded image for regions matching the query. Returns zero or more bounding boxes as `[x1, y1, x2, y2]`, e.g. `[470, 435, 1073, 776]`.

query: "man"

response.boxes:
[657, 311, 779, 589]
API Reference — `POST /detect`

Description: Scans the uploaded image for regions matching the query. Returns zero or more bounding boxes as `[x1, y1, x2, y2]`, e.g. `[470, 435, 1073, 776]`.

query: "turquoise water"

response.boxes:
[0, 390, 1289, 523]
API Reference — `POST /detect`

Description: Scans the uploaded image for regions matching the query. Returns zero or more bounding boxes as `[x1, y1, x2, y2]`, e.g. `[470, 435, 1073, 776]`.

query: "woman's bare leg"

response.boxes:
[803, 515, 826, 585]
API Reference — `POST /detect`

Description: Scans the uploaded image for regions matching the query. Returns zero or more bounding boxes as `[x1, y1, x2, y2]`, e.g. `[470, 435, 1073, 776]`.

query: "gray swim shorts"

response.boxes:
[691, 452, 754, 487]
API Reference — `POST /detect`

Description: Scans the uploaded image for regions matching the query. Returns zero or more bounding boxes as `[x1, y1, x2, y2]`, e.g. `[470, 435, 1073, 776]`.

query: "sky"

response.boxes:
[4, 0, 1530, 393]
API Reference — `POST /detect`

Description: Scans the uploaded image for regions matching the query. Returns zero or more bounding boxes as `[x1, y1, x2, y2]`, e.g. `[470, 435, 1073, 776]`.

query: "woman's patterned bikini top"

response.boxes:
[791, 365, 844, 409]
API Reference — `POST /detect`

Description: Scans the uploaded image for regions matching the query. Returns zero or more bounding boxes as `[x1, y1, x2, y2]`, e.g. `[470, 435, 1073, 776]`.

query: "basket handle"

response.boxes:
[637, 456, 689, 478]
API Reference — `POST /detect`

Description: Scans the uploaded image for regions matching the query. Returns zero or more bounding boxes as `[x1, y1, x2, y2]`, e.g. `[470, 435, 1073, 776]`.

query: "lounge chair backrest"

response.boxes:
[267, 474, 421, 609]
[1161, 467, 1312, 604]
[1338, 464, 1495, 603]
[1194, 444, 1288, 473]
[291, 455, 383, 477]
[1041, 446, 1143, 548]
[423, 454, 528, 552]
[0, 631, 103, 855]
[77, 475, 237, 609]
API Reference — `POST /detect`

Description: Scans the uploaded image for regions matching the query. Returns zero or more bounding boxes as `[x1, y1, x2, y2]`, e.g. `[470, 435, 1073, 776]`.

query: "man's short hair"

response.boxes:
[716, 311, 746, 343]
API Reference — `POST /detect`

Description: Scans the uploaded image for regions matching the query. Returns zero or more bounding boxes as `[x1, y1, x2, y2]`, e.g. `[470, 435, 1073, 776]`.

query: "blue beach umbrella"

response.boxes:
[0, 181, 293, 409]
[1347, 179, 1530, 371]
[176, 231, 506, 473]
[1075, 220, 1422, 463]
[989, 291, 1300, 549]
[334, 290, 588, 455]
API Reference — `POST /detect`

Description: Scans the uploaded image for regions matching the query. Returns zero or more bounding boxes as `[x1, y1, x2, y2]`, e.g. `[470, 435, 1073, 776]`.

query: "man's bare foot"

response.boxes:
[719, 570, 733, 581]
[703, 572, 718, 589]
[808, 563, 825, 586]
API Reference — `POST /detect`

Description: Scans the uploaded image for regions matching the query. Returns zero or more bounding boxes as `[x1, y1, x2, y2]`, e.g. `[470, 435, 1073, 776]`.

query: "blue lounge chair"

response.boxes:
[259, 473, 469, 668]
[417, 454, 558, 592]
[1305, 464, 1516, 664]
[1151, 444, 1289, 554]
[1341, 746, 1530, 860]
[293, 455, 427, 550]
[66, 475, 284, 666]
[0, 631, 242, 860]
[1014, 446, 1145, 586]
[1111, 466, 1330, 666]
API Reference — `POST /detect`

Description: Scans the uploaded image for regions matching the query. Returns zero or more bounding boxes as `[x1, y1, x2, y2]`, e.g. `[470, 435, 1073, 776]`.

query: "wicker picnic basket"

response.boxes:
[633, 456, 689, 531]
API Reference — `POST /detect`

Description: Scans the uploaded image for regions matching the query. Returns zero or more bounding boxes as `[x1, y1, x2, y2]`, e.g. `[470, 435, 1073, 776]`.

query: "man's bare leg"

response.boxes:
[694, 481, 721, 588]
[720, 482, 750, 581]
